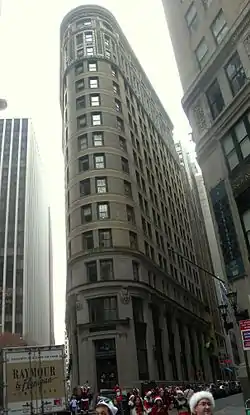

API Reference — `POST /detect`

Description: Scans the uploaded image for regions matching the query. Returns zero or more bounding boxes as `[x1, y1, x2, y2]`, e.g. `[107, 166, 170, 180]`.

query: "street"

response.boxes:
[214, 393, 245, 415]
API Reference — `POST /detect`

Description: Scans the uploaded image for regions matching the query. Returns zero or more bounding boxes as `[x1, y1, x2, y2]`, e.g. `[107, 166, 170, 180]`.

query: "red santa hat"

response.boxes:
[154, 397, 162, 404]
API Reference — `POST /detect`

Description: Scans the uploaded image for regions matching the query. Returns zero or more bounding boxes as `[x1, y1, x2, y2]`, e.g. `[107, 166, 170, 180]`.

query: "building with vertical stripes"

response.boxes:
[0, 118, 54, 345]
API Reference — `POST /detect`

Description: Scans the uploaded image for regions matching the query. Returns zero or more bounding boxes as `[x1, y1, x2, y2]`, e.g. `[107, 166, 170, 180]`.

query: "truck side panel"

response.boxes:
[2, 345, 66, 415]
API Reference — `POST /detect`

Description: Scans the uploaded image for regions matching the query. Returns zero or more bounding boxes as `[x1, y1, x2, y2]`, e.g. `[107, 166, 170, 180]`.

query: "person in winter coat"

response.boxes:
[189, 392, 215, 415]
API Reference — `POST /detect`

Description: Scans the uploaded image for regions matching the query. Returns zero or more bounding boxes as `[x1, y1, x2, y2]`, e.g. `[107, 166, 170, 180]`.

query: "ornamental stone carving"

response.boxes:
[193, 103, 207, 134]
[119, 287, 131, 305]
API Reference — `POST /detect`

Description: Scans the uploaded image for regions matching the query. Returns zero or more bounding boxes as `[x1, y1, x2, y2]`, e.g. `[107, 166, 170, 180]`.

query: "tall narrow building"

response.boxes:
[60, 5, 223, 390]
[162, 0, 250, 317]
[0, 118, 54, 345]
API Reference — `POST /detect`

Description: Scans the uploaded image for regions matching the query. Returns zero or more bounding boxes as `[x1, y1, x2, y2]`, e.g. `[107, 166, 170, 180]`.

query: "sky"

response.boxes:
[0, 0, 190, 344]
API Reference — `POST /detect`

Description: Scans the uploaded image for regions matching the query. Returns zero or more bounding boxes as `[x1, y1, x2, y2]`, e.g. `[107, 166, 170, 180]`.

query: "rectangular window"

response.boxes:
[132, 261, 140, 281]
[104, 34, 111, 48]
[225, 52, 246, 96]
[76, 95, 86, 110]
[86, 261, 97, 283]
[211, 10, 228, 44]
[90, 94, 100, 107]
[76, 48, 84, 58]
[83, 231, 94, 250]
[80, 178, 91, 196]
[132, 297, 144, 321]
[94, 153, 105, 169]
[129, 231, 138, 249]
[75, 62, 84, 75]
[115, 99, 122, 112]
[86, 47, 94, 57]
[124, 180, 132, 197]
[89, 297, 117, 323]
[79, 155, 89, 172]
[96, 177, 107, 193]
[195, 38, 208, 67]
[92, 112, 102, 126]
[99, 229, 112, 248]
[76, 33, 84, 46]
[93, 132, 104, 147]
[126, 205, 135, 224]
[88, 61, 97, 72]
[97, 202, 110, 220]
[100, 259, 114, 280]
[117, 117, 124, 132]
[78, 133, 88, 151]
[121, 157, 129, 173]
[85, 31, 93, 43]
[206, 79, 225, 119]
[222, 114, 250, 170]
[185, 3, 198, 32]
[113, 82, 120, 95]
[76, 18, 91, 28]
[76, 79, 84, 92]
[77, 114, 87, 129]
[111, 65, 117, 77]
[89, 77, 99, 88]
[119, 136, 127, 151]
[81, 204, 92, 223]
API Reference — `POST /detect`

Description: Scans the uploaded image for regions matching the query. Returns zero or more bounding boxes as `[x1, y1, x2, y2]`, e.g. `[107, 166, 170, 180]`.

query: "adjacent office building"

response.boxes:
[60, 5, 223, 390]
[162, 0, 250, 314]
[0, 118, 54, 345]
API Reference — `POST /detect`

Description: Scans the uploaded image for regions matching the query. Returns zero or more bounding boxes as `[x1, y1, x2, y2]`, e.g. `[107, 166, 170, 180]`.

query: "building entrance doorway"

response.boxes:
[95, 338, 118, 390]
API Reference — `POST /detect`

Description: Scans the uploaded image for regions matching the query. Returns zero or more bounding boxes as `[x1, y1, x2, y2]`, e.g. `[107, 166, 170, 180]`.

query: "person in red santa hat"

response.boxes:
[151, 397, 167, 415]
[143, 391, 153, 414]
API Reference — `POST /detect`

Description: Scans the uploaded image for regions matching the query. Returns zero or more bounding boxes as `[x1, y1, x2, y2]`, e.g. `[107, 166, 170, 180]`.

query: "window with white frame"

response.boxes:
[185, 3, 198, 32]
[222, 113, 250, 171]
[94, 154, 105, 169]
[88, 61, 97, 72]
[97, 202, 110, 220]
[90, 94, 100, 107]
[93, 132, 104, 147]
[96, 177, 107, 193]
[91, 112, 102, 126]
[89, 77, 99, 88]
[195, 38, 209, 67]
[85, 31, 93, 44]
[86, 47, 94, 57]
[211, 10, 228, 44]
[225, 52, 246, 96]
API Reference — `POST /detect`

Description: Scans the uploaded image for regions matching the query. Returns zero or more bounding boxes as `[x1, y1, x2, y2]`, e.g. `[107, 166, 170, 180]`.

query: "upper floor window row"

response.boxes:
[206, 52, 246, 120]
[211, 10, 228, 45]
[77, 112, 124, 131]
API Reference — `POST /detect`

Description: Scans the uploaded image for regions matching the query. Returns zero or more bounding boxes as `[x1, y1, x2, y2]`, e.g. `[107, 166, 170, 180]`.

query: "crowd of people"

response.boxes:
[69, 379, 243, 415]
[69, 383, 218, 415]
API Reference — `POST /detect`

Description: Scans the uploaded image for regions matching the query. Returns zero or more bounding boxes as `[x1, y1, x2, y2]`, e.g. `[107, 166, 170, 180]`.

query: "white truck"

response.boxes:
[1, 345, 67, 415]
